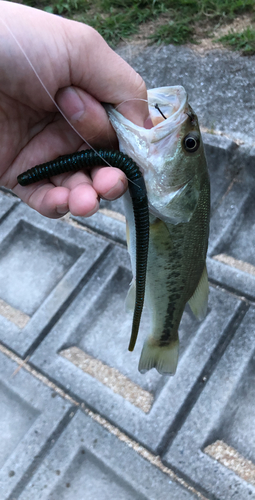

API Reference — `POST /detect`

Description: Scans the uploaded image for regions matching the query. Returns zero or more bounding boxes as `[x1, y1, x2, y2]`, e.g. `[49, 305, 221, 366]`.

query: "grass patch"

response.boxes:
[218, 27, 255, 56]
[17, 0, 255, 48]
[150, 20, 195, 45]
[83, 3, 153, 46]
[44, 0, 82, 15]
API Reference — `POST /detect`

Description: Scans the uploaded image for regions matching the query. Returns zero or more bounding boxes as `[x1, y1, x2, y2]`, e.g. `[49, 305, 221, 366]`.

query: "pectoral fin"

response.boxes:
[188, 265, 209, 321]
[125, 279, 136, 312]
[150, 178, 200, 225]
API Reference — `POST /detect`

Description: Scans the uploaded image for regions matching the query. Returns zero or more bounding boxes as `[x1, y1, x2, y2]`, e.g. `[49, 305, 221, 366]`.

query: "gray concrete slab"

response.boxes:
[19, 409, 198, 500]
[207, 158, 255, 300]
[73, 209, 126, 246]
[0, 202, 110, 357]
[100, 197, 126, 216]
[0, 190, 19, 223]
[0, 350, 73, 500]
[164, 307, 255, 500]
[29, 233, 243, 453]
[203, 133, 239, 214]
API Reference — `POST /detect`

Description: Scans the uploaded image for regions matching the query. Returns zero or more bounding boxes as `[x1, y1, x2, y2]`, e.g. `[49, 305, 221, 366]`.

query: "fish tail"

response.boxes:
[138, 338, 179, 375]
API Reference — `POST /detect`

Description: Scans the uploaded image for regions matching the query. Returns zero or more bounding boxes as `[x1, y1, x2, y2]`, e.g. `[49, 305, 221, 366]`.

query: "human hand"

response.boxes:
[0, 1, 149, 218]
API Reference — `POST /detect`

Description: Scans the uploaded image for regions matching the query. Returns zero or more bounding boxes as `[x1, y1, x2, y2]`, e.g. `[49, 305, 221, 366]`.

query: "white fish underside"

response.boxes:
[107, 86, 210, 375]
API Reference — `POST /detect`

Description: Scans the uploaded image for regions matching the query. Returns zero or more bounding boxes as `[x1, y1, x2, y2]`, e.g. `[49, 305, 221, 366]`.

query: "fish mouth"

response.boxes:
[107, 86, 193, 222]
[107, 86, 189, 146]
[147, 86, 188, 142]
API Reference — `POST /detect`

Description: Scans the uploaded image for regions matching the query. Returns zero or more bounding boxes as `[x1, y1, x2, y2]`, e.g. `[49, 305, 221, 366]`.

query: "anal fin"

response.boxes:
[188, 265, 209, 321]
[125, 279, 136, 312]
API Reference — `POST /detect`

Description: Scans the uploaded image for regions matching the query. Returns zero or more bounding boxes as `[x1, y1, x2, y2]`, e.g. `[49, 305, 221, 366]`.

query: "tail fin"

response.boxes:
[138, 338, 179, 375]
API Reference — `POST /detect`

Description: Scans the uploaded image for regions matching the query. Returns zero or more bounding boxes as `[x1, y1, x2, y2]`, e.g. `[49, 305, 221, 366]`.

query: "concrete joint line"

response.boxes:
[60, 346, 153, 413]
[205, 440, 255, 487]
[214, 254, 255, 277]
[61, 212, 126, 249]
[99, 207, 126, 223]
[0, 298, 30, 329]
[201, 126, 245, 146]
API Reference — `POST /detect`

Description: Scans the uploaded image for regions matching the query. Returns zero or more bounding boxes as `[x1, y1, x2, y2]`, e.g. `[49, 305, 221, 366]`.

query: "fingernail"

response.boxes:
[62, 88, 85, 121]
[104, 179, 125, 201]
[56, 203, 69, 215]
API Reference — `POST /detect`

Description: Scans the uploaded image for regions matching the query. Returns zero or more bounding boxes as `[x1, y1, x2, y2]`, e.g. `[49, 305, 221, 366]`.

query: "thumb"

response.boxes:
[55, 86, 118, 149]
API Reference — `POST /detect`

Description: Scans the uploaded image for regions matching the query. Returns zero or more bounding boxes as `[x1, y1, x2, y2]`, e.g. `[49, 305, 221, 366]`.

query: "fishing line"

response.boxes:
[115, 98, 149, 111]
[0, 17, 141, 190]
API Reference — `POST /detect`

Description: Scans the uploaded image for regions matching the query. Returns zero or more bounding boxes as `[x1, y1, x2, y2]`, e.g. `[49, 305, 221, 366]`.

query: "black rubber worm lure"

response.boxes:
[17, 149, 149, 351]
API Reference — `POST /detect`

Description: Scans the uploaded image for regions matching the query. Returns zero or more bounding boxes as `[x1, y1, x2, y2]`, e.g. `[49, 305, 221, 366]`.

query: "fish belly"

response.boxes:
[139, 172, 210, 375]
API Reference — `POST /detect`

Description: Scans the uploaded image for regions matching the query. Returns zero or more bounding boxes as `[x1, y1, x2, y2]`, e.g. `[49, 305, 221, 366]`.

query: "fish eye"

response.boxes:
[183, 133, 200, 153]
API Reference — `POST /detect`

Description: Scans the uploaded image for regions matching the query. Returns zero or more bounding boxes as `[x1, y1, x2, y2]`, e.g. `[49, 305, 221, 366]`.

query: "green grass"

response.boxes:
[150, 19, 195, 45]
[218, 27, 255, 55]
[17, 0, 255, 49]
[85, 3, 153, 46]
[44, 0, 83, 15]
[149, 0, 255, 45]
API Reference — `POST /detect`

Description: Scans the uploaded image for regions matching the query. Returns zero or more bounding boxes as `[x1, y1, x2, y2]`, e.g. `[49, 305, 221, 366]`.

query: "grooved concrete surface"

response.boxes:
[1, 43, 255, 500]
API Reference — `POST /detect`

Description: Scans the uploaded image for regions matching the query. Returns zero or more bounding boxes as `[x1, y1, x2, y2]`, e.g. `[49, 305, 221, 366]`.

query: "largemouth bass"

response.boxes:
[108, 86, 210, 375]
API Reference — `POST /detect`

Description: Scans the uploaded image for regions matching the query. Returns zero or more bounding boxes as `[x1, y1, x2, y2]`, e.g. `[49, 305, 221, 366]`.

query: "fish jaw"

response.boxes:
[107, 86, 188, 178]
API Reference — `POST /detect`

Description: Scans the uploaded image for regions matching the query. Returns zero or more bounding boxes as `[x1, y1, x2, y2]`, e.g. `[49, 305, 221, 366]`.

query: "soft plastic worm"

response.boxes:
[17, 149, 149, 351]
